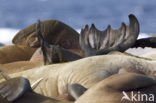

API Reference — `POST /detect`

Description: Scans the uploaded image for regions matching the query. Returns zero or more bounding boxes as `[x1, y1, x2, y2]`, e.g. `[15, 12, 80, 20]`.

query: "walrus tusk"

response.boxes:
[0, 70, 11, 80]
[31, 78, 43, 90]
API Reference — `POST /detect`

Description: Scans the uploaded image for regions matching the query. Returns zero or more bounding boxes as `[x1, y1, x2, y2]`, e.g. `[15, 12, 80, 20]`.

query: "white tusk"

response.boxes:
[31, 78, 43, 90]
[0, 70, 11, 81]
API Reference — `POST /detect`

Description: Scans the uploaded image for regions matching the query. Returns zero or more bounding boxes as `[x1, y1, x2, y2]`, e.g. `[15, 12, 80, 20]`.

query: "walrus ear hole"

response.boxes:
[68, 83, 87, 100]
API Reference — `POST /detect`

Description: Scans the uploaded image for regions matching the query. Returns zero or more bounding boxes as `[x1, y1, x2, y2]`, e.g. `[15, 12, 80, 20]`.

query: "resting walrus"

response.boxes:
[0, 77, 72, 103]
[0, 45, 36, 64]
[69, 73, 156, 103]
[12, 19, 82, 56]
[0, 53, 155, 101]
[1, 73, 156, 103]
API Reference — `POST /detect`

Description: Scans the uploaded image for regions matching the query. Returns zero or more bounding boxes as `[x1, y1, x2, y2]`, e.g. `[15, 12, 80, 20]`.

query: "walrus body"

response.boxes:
[3, 54, 156, 100]
[12, 20, 80, 51]
[140, 51, 156, 60]
[13, 92, 72, 103]
[1, 71, 156, 103]
[0, 77, 72, 103]
[0, 45, 36, 64]
[0, 45, 82, 76]
[75, 73, 156, 103]
[0, 61, 43, 74]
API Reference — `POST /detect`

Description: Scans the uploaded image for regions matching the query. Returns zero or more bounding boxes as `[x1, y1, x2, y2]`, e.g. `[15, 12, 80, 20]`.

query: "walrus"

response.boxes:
[0, 45, 81, 75]
[0, 61, 43, 74]
[35, 20, 82, 65]
[12, 19, 82, 56]
[69, 73, 156, 103]
[132, 37, 156, 48]
[0, 45, 36, 64]
[140, 51, 156, 60]
[79, 14, 156, 57]
[0, 76, 72, 103]
[0, 20, 82, 75]
[79, 14, 140, 56]
[1, 73, 156, 103]
[0, 53, 156, 101]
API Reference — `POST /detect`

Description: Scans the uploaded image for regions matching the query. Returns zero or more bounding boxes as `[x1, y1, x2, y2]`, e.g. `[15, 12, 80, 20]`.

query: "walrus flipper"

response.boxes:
[36, 20, 51, 65]
[105, 73, 156, 91]
[132, 37, 156, 48]
[36, 20, 82, 65]
[0, 77, 31, 102]
[80, 14, 140, 56]
[68, 83, 87, 100]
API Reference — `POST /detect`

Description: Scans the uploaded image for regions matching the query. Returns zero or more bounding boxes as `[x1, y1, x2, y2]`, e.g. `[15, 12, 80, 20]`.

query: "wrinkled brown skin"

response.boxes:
[0, 77, 72, 103]
[0, 61, 43, 74]
[42, 46, 82, 65]
[30, 47, 82, 65]
[35, 20, 82, 65]
[140, 51, 156, 60]
[0, 77, 31, 102]
[0, 53, 43, 79]
[0, 47, 42, 76]
[0, 91, 72, 103]
[12, 20, 81, 51]
[108, 51, 152, 61]
[4, 53, 156, 101]
[0, 46, 81, 76]
[13, 92, 73, 103]
[0, 45, 36, 64]
[75, 73, 156, 103]
[30, 47, 44, 62]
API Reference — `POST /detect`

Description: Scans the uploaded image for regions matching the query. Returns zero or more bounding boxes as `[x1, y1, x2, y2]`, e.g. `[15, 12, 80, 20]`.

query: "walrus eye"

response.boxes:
[80, 14, 140, 57]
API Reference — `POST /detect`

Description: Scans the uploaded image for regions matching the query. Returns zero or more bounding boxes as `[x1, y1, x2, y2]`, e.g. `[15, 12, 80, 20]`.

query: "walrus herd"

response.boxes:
[0, 14, 156, 103]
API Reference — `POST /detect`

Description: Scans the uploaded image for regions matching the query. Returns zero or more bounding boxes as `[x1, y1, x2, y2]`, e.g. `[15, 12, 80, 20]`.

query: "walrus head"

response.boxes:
[80, 14, 140, 56]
